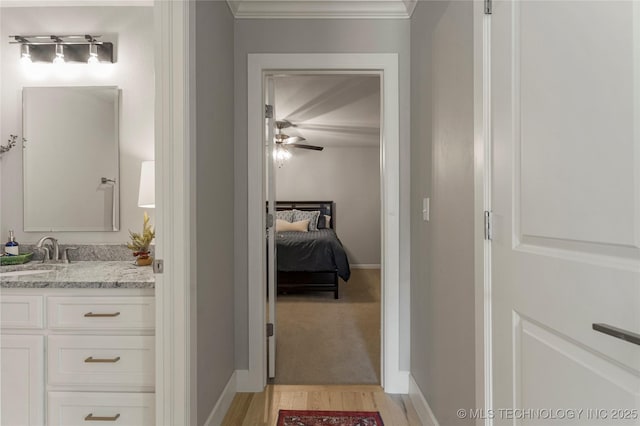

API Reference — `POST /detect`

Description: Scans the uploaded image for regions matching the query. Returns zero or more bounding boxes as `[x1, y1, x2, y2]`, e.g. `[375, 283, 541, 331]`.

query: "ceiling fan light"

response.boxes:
[274, 145, 292, 167]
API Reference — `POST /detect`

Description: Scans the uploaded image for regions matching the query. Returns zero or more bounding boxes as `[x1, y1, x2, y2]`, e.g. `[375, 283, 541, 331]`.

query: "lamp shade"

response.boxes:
[138, 160, 155, 208]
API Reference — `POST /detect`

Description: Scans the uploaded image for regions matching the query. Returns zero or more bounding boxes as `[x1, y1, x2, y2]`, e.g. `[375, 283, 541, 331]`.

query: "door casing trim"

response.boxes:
[245, 53, 407, 392]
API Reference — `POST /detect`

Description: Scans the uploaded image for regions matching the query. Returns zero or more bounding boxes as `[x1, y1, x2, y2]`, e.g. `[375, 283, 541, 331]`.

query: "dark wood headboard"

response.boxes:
[275, 201, 336, 230]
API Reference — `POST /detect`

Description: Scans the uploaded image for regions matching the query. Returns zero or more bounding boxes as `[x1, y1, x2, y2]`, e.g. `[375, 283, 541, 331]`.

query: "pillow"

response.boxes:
[317, 214, 326, 229]
[276, 210, 294, 222]
[317, 214, 332, 229]
[276, 219, 309, 232]
[292, 210, 320, 231]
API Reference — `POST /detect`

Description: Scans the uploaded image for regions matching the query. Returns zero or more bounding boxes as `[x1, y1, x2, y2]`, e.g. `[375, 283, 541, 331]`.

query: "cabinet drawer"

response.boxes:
[1, 295, 43, 329]
[48, 335, 154, 387]
[48, 392, 154, 426]
[47, 296, 154, 331]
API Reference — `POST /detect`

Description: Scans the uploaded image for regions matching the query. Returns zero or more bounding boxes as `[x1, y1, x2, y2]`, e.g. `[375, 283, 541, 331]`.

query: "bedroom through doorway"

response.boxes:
[267, 73, 382, 385]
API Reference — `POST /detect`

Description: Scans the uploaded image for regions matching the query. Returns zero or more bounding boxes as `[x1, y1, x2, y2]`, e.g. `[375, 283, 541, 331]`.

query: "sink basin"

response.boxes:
[0, 269, 54, 278]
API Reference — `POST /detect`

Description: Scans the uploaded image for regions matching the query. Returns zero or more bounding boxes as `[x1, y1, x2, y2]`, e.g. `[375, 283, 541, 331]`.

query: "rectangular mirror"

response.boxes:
[23, 86, 120, 231]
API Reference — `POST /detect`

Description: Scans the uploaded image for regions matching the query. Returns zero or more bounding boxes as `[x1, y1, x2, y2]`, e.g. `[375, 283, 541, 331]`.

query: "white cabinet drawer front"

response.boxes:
[48, 392, 154, 426]
[47, 296, 154, 330]
[48, 335, 154, 387]
[1, 295, 43, 329]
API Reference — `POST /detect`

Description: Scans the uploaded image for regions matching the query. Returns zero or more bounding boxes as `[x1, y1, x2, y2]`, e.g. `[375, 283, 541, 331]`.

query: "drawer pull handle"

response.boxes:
[84, 356, 121, 363]
[84, 413, 121, 421]
[84, 312, 121, 317]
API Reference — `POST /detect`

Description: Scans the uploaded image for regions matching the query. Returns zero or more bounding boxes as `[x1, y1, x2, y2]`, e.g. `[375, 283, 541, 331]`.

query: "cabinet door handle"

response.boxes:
[84, 413, 121, 421]
[84, 312, 121, 317]
[84, 356, 121, 363]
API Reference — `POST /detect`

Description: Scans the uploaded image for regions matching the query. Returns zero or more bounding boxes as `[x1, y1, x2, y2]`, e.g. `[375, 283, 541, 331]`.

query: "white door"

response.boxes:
[1, 335, 44, 425]
[490, 1, 640, 424]
[265, 76, 278, 379]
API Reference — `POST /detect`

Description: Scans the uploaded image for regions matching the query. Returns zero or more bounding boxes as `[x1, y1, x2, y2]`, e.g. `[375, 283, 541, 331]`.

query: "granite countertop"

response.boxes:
[0, 261, 155, 289]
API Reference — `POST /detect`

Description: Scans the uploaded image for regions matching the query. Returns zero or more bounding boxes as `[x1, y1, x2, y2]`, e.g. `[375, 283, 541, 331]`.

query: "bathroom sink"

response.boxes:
[0, 269, 55, 278]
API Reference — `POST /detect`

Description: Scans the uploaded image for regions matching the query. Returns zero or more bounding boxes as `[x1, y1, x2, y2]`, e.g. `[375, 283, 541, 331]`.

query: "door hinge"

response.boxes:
[267, 323, 274, 337]
[484, 211, 493, 241]
[484, 0, 492, 14]
[265, 105, 274, 119]
[267, 213, 274, 228]
[153, 258, 164, 274]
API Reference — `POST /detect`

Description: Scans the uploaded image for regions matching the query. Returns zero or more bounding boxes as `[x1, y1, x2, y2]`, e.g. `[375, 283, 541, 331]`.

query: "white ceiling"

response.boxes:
[227, 0, 416, 19]
[274, 74, 380, 148]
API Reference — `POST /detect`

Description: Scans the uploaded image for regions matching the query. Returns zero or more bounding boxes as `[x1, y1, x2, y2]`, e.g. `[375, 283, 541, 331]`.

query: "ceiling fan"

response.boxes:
[275, 120, 324, 151]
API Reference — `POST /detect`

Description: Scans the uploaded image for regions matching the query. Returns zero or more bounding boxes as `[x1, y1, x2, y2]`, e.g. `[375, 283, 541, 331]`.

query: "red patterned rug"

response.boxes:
[277, 410, 384, 426]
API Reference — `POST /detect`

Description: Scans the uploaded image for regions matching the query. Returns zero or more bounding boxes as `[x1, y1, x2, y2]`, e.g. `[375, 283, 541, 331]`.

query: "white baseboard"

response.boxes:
[235, 369, 264, 392]
[384, 369, 410, 394]
[350, 264, 381, 269]
[204, 371, 237, 426]
[409, 374, 440, 426]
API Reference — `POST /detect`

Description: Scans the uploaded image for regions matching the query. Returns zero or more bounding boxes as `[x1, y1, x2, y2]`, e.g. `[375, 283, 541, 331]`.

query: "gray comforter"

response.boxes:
[276, 229, 351, 281]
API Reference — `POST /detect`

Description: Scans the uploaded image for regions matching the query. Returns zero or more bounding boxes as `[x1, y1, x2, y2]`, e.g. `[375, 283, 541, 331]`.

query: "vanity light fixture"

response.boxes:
[9, 34, 115, 64]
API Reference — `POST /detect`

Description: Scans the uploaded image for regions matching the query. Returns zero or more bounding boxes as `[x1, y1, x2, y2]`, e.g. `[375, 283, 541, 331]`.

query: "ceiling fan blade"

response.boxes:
[283, 136, 306, 144]
[290, 143, 324, 151]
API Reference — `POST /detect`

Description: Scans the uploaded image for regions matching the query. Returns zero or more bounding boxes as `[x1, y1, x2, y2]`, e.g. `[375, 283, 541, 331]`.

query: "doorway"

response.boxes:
[245, 53, 407, 393]
[267, 73, 382, 384]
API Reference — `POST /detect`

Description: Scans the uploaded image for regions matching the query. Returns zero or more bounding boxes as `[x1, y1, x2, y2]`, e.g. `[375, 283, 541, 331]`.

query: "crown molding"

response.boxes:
[227, 0, 415, 19]
[0, 0, 152, 7]
[402, 0, 417, 16]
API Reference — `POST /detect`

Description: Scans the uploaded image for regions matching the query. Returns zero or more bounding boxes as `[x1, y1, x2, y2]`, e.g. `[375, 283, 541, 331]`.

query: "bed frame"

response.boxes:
[275, 201, 340, 299]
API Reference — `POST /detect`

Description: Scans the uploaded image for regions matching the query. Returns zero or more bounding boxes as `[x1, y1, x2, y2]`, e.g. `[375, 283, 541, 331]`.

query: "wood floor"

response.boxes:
[221, 385, 421, 426]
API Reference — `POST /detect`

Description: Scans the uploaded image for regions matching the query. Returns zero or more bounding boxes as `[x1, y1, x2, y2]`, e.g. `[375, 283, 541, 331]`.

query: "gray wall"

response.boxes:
[234, 18, 411, 370]
[0, 7, 154, 244]
[275, 146, 381, 265]
[195, 1, 235, 424]
[410, 2, 476, 425]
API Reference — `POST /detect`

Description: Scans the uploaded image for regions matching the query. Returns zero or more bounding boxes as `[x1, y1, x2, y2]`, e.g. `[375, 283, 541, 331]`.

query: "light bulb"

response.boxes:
[274, 146, 292, 164]
[53, 44, 65, 65]
[88, 43, 99, 65]
[20, 44, 32, 65]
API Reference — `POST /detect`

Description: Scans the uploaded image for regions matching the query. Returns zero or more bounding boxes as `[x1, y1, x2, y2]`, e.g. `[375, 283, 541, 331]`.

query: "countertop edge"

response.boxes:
[0, 282, 155, 289]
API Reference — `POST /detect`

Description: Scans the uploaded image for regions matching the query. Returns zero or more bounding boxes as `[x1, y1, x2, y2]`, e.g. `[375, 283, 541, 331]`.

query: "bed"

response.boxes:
[274, 201, 350, 299]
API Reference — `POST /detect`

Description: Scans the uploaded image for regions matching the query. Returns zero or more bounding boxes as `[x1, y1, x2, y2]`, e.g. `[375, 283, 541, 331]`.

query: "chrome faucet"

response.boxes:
[36, 236, 59, 262]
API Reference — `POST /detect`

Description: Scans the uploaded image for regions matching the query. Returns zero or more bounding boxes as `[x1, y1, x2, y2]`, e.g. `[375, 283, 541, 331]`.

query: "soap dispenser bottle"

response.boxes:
[5, 230, 19, 256]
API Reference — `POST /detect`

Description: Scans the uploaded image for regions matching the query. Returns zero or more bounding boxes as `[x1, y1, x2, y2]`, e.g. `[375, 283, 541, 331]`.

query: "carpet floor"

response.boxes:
[273, 268, 381, 385]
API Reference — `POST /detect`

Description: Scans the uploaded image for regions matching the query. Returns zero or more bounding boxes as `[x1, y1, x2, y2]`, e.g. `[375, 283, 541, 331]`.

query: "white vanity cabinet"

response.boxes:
[0, 288, 155, 426]
[1, 333, 45, 425]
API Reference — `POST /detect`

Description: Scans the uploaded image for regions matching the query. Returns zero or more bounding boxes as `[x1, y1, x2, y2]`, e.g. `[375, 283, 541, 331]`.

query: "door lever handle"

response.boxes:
[592, 323, 640, 346]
